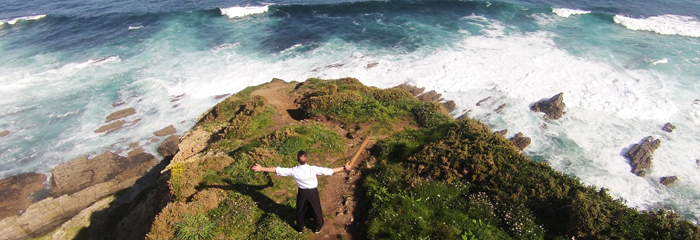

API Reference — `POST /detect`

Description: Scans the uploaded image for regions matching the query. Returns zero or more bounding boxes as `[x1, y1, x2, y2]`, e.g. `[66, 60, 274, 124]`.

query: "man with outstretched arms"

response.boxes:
[251, 150, 351, 234]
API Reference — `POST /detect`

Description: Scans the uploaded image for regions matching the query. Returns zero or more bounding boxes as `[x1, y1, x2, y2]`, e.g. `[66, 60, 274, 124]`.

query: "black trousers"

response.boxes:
[296, 188, 323, 231]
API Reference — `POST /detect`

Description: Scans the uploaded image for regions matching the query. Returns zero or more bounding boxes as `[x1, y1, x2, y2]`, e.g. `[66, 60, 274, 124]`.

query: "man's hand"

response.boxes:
[252, 163, 262, 172]
[344, 161, 352, 171]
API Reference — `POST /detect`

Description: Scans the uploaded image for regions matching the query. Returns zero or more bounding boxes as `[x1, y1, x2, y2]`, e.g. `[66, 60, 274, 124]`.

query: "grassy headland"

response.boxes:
[146, 78, 699, 240]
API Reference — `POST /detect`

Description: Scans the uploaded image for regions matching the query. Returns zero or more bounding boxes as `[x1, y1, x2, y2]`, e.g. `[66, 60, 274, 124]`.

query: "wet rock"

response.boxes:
[50, 148, 158, 197]
[215, 94, 231, 100]
[660, 176, 678, 186]
[0, 173, 47, 219]
[442, 100, 456, 112]
[417, 90, 443, 102]
[0, 130, 8, 138]
[531, 92, 566, 120]
[457, 111, 471, 121]
[129, 142, 139, 148]
[154, 125, 176, 137]
[392, 83, 425, 97]
[476, 97, 491, 106]
[495, 103, 507, 113]
[105, 107, 136, 122]
[95, 120, 126, 133]
[494, 129, 508, 136]
[509, 132, 531, 151]
[365, 62, 379, 69]
[662, 123, 675, 133]
[158, 135, 181, 158]
[625, 136, 661, 177]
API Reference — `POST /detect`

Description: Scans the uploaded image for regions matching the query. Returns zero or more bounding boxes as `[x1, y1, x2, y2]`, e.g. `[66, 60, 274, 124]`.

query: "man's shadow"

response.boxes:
[198, 176, 298, 230]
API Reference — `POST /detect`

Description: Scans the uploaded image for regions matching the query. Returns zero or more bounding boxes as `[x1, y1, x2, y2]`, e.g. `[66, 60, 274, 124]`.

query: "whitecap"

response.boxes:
[211, 42, 240, 52]
[220, 4, 271, 19]
[0, 15, 46, 25]
[552, 8, 590, 18]
[128, 25, 144, 30]
[614, 14, 700, 38]
[653, 58, 668, 65]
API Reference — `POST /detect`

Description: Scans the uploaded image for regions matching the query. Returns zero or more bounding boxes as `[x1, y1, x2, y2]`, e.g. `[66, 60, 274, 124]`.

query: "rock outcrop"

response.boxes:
[531, 93, 566, 120]
[105, 108, 136, 122]
[660, 176, 678, 186]
[163, 128, 211, 172]
[157, 135, 181, 158]
[154, 125, 176, 137]
[0, 178, 138, 239]
[0, 173, 47, 219]
[493, 129, 508, 136]
[509, 132, 532, 151]
[625, 136, 661, 177]
[417, 90, 443, 102]
[662, 123, 675, 133]
[50, 148, 158, 197]
[392, 83, 425, 96]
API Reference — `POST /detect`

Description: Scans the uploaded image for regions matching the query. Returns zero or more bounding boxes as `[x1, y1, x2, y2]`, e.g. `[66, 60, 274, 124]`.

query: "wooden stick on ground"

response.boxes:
[349, 131, 373, 167]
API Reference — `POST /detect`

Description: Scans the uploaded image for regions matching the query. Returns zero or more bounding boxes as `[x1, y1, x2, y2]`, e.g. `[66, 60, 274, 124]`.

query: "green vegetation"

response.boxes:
[148, 78, 700, 240]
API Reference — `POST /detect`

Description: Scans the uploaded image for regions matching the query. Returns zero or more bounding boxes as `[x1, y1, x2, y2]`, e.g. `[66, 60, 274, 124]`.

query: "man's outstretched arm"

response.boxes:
[252, 164, 277, 173]
[331, 161, 352, 173]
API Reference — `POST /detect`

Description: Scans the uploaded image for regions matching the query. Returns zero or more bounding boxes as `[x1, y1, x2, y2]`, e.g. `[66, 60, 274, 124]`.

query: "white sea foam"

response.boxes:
[552, 8, 590, 18]
[0, 15, 46, 25]
[220, 5, 271, 19]
[653, 58, 668, 65]
[614, 14, 700, 38]
[128, 25, 144, 30]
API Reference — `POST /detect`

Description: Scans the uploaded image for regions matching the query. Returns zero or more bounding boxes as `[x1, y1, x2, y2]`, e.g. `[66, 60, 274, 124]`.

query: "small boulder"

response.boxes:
[442, 100, 456, 112]
[662, 123, 675, 133]
[154, 125, 177, 137]
[158, 135, 181, 158]
[625, 136, 661, 177]
[531, 93, 566, 120]
[495, 104, 507, 113]
[105, 107, 136, 122]
[509, 132, 531, 151]
[0, 130, 9, 138]
[660, 176, 678, 186]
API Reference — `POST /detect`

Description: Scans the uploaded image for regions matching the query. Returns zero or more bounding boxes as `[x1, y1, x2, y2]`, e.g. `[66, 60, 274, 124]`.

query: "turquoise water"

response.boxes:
[2, 0, 700, 222]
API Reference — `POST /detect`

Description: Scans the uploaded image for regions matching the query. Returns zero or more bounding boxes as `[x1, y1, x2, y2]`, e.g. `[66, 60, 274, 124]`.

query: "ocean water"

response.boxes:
[2, 0, 700, 222]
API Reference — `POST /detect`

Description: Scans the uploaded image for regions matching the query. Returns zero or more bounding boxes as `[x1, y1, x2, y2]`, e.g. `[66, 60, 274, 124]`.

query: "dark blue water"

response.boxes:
[2, 0, 700, 221]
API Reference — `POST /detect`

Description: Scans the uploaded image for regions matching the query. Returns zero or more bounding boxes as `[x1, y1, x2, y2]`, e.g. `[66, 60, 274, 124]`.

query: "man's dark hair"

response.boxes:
[297, 150, 308, 164]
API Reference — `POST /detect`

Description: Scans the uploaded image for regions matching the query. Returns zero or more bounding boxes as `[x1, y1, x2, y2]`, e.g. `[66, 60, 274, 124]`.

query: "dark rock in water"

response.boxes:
[154, 125, 177, 137]
[417, 90, 443, 102]
[158, 135, 181, 158]
[531, 92, 566, 120]
[392, 83, 425, 97]
[442, 100, 456, 112]
[476, 96, 491, 106]
[95, 120, 126, 133]
[495, 103, 507, 113]
[457, 110, 471, 121]
[105, 107, 136, 122]
[494, 129, 508, 136]
[509, 132, 531, 151]
[0, 172, 47, 219]
[660, 176, 678, 186]
[215, 93, 231, 100]
[365, 62, 379, 69]
[662, 123, 675, 133]
[625, 136, 661, 177]
[50, 148, 158, 197]
[0, 130, 8, 138]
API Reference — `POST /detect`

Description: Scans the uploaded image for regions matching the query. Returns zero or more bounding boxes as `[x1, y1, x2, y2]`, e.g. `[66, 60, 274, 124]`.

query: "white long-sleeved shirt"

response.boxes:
[276, 164, 334, 189]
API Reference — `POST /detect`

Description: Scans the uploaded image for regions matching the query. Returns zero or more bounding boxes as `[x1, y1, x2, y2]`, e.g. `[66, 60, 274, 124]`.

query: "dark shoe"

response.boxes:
[314, 227, 322, 234]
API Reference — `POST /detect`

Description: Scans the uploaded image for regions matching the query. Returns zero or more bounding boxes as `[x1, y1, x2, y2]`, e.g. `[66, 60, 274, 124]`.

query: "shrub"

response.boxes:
[174, 212, 215, 240]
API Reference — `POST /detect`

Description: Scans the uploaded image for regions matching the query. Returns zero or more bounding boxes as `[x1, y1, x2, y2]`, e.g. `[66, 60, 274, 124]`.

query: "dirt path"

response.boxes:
[251, 81, 300, 124]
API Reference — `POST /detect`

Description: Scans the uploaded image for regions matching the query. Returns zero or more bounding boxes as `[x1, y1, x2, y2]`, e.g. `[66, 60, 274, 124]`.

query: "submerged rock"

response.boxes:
[662, 123, 675, 133]
[0, 130, 8, 138]
[105, 107, 136, 122]
[660, 176, 678, 186]
[509, 132, 531, 151]
[0, 173, 47, 219]
[153, 125, 176, 137]
[625, 136, 661, 177]
[531, 92, 566, 120]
